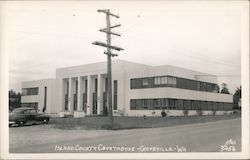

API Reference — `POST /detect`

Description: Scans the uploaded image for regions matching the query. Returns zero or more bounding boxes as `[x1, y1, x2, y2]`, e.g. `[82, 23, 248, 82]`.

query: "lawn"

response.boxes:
[50, 112, 241, 130]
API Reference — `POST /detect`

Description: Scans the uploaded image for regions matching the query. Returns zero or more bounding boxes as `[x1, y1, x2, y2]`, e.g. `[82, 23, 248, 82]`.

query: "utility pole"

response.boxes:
[92, 9, 123, 125]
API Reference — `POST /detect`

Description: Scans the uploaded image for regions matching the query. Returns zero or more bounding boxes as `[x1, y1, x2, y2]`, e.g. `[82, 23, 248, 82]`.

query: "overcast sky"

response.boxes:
[3, 1, 243, 93]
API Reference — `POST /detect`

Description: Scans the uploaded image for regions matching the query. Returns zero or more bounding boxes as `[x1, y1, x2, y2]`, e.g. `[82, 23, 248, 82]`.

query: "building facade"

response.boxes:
[21, 60, 233, 117]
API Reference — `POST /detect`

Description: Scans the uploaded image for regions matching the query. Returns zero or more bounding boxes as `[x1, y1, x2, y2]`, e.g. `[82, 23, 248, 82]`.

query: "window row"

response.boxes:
[131, 76, 218, 93]
[130, 99, 233, 111]
[22, 87, 39, 96]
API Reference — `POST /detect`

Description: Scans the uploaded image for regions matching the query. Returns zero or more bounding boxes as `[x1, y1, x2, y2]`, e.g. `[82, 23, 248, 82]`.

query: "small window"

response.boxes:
[153, 99, 161, 108]
[161, 76, 167, 85]
[22, 87, 39, 96]
[142, 99, 148, 109]
[154, 77, 161, 85]
[167, 76, 173, 85]
[142, 78, 149, 86]
[130, 100, 136, 109]
[173, 77, 177, 85]
[162, 99, 168, 108]
[131, 79, 136, 89]
[24, 110, 31, 114]
[30, 109, 37, 114]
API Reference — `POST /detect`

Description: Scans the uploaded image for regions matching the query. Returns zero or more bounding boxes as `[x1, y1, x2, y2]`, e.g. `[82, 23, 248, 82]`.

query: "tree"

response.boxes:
[233, 86, 241, 109]
[221, 83, 230, 94]
[9, 89, 21, 111]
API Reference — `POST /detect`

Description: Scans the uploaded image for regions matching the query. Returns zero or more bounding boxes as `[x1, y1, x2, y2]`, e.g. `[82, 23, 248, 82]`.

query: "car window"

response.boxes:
[12, 109, 25, 113]
[23, 110, 31, 114]
[30, 109, 37, 114]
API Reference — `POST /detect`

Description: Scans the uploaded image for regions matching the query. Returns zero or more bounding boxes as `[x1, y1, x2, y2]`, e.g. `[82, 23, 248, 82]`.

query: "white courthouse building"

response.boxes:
[21, 60, 233, 117]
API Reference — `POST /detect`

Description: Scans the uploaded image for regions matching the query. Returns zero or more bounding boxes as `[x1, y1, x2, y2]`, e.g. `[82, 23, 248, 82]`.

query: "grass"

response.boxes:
[50, 113, 241, 130]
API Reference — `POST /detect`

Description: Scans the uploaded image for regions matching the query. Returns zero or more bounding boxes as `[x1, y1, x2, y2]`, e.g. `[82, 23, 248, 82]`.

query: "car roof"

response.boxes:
[15, 107, 36, 110]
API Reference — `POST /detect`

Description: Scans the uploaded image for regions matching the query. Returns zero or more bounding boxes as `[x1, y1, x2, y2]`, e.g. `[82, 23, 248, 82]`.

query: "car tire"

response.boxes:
[43, 119, 49, 124]
[17, 121, 25, 127]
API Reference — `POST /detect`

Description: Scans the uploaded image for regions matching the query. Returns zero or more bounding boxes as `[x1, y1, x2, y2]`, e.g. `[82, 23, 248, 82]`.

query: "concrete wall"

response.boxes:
[126, 64, 218, 84]
[21, 79, 57, 114]
[126, 87, 232, 102]
[126, 110, 233, 117]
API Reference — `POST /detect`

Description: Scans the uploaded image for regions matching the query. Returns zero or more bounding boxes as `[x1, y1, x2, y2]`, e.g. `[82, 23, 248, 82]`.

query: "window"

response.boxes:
[183, 100, 191, 110]
[161, 76, 168, 85]
[135, 99, 143, 109]
[22, 89, 27, 96]
[130, 100, 136, 109]
[219, 103, 224, 110]
[23, 110, 31, 114]
[153, 99, 161, 109]
[74, 94, 77, 111]
[131, 79, 136, 89]
[162, 99, 169, 108]
[197, 82, 200, 91]
[193, 101, 201, 110]
[94, 78, 97, 93]
[167, 76, 173, 85]
[131, 76, 217, 93]
[177, 99, 183, 110]
[136, 79, 142, 88]
[154, 77, 161, 85]
[214, 102, 220, 110]
[142, 78, 149, 86]
[224, 103, 233, 111]
[173, 77, 177, 86]
[201, 101, 207, 110]
[74, 81, 78, 111]
[142, 99, 148, 109]
[22, 87, 39, 96]
[207, 101, 213, 110]
[114, 80, 118, 110]
[200, 82, 206, 91]
[130, 98, 233, 111]
[190, 100, 195, 110]
[43, 87, 47, 112]
[169, 99, 177, 109]
[30, 109, 37, 115]
[147, 99, 154, 110]
[189, 80, 198, 90]
[65, 94, 68, 111]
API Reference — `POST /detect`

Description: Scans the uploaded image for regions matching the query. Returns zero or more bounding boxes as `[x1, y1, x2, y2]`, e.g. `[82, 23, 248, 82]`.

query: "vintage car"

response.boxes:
[9, 107, 50, 127]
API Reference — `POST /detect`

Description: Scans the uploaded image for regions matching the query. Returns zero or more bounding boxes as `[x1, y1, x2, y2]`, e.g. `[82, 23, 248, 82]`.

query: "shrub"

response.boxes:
[196, 109, 203, 116]
[183, 110, 189, 116]
[212, 110, 216, 116]
[161, 110, 166, 117]
[114, 109, 125, 117]
[152, 111, 156, 117]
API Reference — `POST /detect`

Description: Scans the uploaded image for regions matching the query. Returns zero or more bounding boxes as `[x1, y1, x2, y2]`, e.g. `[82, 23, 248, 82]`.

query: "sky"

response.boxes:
[2, 1, 244, 93]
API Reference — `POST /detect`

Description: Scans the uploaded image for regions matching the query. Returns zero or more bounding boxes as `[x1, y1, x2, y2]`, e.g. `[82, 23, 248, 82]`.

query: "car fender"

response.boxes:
[36, 114, 50, 120]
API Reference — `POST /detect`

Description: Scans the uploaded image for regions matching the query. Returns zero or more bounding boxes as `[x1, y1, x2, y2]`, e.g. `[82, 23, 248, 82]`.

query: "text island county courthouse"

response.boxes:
[21, 60, 233, 117]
